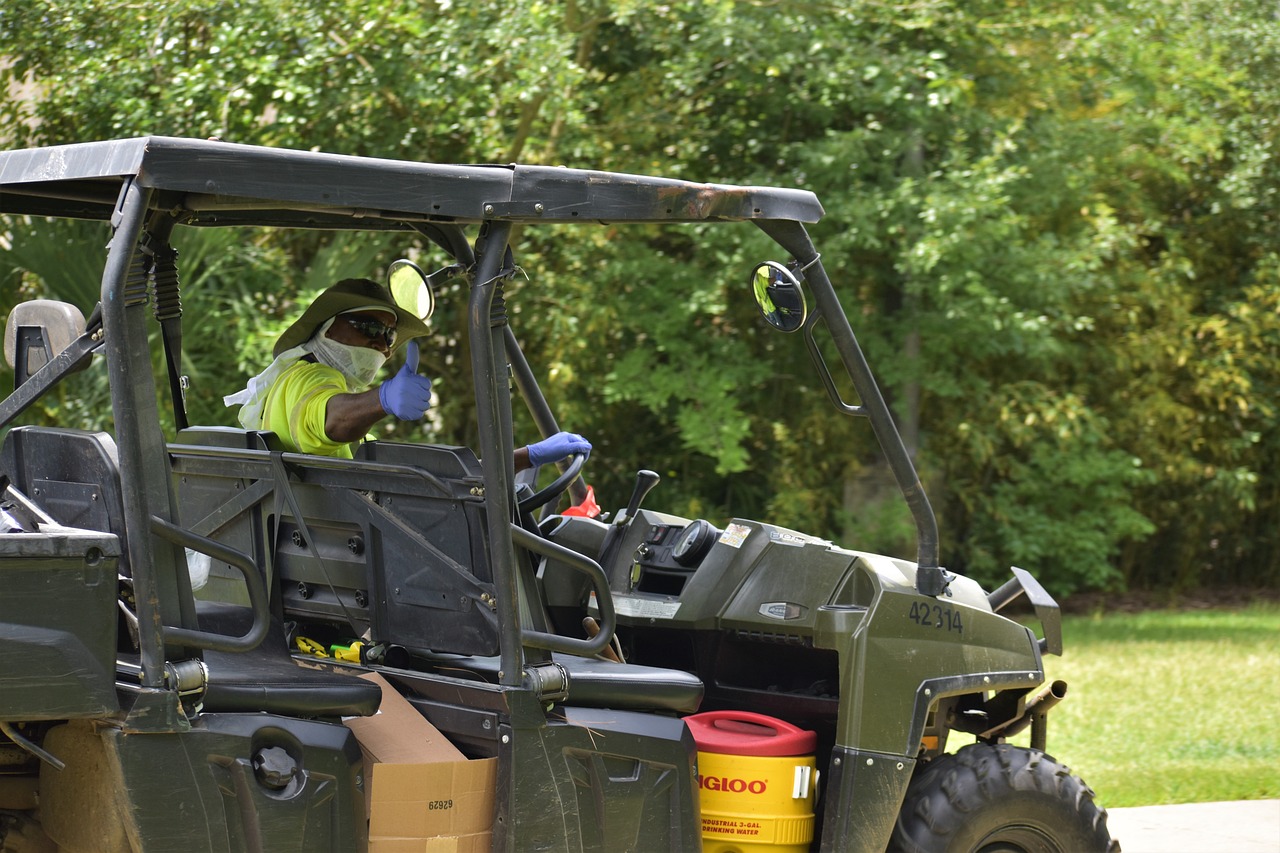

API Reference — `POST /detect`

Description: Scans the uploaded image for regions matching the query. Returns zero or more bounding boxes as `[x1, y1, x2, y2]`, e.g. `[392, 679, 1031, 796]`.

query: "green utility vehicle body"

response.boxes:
[0, 137, 1111, 852]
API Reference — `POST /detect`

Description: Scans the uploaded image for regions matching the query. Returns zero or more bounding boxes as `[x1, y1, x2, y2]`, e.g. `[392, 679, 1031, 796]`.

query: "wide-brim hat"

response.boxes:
[274, 278, 431, 356]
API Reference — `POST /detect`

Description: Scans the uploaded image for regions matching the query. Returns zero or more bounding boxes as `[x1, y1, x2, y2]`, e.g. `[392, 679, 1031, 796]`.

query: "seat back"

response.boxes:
[0, 427, 122, 720]
[171, 427, 275, 606]
[349, 441, 497, 654]
[1, 426, 131, 575]
[169, 433, 500, 657]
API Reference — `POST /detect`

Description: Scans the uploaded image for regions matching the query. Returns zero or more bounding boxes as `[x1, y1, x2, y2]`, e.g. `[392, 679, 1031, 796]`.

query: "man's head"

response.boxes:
[273, 278, 430, 357]
[326, 308, 399, 357]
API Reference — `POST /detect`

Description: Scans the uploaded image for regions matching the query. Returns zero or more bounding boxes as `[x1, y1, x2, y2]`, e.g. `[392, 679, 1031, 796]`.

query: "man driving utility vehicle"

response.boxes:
[224, 277, 589, 469]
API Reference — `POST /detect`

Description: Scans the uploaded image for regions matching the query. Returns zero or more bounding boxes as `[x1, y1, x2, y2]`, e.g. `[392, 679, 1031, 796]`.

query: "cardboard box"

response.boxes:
[368, 760, 497, 853]
[367, 837, 488, 853]
[347, 673, 497, 853]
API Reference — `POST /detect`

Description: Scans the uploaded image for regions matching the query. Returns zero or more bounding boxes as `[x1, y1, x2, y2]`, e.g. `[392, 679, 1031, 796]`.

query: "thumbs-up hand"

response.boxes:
[378, 340, 433, 420]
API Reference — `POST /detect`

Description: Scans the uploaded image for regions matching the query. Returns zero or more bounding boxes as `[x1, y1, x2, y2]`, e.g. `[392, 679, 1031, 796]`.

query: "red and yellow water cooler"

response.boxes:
[685, 710, 818, 853]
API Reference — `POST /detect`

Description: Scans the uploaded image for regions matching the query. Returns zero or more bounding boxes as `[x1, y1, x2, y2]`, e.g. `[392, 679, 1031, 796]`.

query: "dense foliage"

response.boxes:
[1, 0, 1275, 596]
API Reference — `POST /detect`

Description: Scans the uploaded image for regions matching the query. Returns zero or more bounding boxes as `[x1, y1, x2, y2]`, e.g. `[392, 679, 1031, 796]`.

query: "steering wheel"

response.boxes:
[517, 452, 586, 513]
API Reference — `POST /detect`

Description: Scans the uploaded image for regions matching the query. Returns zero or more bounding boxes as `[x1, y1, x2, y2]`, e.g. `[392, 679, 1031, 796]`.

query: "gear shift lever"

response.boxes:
[598, 469, 661, 586]
[618, 469, 660, 526]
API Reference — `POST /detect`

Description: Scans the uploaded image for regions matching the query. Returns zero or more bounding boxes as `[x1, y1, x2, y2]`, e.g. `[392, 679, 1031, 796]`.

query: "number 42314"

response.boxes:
[908, 601, 964, 634]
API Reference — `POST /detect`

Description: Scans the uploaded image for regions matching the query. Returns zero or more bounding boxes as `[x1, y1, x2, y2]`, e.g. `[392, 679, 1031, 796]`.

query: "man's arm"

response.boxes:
[322, 341, 434, 443]
[323, 388, 389, 443]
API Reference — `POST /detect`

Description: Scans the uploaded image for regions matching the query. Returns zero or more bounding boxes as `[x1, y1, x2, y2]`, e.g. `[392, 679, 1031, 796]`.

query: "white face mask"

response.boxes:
[309, 318, 388, 388]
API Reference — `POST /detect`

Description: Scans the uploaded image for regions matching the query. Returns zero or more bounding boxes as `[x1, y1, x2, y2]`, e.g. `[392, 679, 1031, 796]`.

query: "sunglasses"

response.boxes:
[343, 314, 398, 348]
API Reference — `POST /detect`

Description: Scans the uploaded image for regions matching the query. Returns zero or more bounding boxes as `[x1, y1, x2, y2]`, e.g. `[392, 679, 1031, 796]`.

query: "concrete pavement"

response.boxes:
[1105, 799, 1279, 852]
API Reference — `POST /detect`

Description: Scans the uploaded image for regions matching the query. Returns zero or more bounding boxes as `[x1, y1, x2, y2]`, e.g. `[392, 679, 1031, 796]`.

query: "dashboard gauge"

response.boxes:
[672, 519, 718, 567]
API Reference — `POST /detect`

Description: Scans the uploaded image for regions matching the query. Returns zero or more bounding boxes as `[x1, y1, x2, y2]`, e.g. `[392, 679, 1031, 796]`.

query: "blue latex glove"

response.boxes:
[527, 431, 592, 466]
[378, 340, 433, 420]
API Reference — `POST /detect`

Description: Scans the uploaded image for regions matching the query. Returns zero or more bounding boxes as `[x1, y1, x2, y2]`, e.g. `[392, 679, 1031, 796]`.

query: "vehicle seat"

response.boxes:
[420, 651, 704, 715]
[196, 601, 381, 718]
[0, 426, 131, 574]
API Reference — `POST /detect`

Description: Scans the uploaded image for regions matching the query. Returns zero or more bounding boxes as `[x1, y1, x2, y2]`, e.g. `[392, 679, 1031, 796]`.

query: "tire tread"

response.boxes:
[889, 742, 1118, 853]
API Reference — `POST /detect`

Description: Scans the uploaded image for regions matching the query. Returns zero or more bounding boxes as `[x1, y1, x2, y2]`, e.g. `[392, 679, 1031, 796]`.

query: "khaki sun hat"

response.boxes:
[273, 278, 431, 357]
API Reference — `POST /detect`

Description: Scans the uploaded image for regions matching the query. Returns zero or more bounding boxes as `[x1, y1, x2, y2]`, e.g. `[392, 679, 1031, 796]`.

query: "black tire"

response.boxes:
[889, 742, 1118, 853]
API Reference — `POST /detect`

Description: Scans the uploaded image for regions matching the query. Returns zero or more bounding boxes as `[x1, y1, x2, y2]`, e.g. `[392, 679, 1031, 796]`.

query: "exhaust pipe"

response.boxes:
[980, 680, 1068, 751]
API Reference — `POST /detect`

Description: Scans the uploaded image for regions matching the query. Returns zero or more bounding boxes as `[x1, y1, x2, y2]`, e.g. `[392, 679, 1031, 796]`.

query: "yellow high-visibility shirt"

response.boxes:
[257, 359, 360, 458]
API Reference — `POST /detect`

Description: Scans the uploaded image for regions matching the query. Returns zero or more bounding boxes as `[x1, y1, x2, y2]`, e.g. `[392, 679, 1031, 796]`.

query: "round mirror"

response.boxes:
[750, 261, 807, 333]
[388, 259, 435, 322]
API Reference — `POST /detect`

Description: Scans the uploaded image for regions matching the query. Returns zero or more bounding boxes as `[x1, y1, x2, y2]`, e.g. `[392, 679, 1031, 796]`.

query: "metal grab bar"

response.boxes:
[510, 524, 616, 657]
[149, 515, 270, 654]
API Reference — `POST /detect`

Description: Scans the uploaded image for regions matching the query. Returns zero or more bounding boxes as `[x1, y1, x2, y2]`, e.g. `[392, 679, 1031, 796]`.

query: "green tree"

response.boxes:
[2, 0, 1277, 595]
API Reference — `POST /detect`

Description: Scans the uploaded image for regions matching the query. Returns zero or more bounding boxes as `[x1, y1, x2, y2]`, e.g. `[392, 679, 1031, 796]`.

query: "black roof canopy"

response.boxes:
[0, 136, 824, 229]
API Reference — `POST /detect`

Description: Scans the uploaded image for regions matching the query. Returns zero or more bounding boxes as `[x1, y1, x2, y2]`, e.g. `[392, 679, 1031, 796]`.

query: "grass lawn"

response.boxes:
[957, 602, 1280, 808]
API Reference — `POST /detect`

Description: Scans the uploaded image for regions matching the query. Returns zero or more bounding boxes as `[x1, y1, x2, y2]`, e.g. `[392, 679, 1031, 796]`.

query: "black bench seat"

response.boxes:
[196, 602, 381, 718]
[419, 652, 704, 715]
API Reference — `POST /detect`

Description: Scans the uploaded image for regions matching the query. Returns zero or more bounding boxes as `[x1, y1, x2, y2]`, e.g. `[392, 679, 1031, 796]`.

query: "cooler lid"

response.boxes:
[684, 710, 817, 757]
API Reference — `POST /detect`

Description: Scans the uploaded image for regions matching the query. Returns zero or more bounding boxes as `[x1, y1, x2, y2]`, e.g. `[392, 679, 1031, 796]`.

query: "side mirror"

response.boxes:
[750, 261, 807, 333]
[3, 299, 88, 386]
[388, 259, 436, 322]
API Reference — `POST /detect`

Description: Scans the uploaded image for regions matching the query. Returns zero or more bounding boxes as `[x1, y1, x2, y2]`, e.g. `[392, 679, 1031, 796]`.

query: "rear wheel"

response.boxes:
[889, 742, 1117, 853]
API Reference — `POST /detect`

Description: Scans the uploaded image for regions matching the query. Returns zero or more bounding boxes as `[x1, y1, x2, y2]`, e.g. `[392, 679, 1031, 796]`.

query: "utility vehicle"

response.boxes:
[0, 137, 1115, 852]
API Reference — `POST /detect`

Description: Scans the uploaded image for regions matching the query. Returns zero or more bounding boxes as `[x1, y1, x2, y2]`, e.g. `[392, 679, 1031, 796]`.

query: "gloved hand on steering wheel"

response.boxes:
[526, 431, 592, 467]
